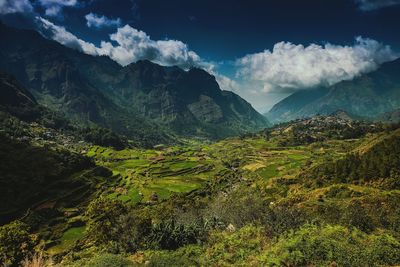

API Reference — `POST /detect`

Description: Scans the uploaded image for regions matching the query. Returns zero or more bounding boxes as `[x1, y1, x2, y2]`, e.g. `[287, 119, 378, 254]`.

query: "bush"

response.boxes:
[263, 224, 400, 267]
[147, 219, 206, 250]
[85, 197, 127, 246]
[85, 197, 151, 252]
[206, 188, 306, 236]
[0, 220, 36, 266]
[203, 225, 267, 266]
[66, 254, 135, 267]
[145, 245, 203, 267]
[206, 188, 271, 228]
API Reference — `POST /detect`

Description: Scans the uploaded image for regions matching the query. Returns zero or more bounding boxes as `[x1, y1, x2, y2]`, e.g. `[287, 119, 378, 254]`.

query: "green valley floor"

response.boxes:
[2, 117, 400, 266]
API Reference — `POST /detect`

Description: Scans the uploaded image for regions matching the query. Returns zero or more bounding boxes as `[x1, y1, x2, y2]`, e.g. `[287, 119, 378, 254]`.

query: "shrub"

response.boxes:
[85, 197, 151, 252]
[204, 225, 268, 266]
[341, 200, 375, 233]
[206, 188, 271, 228]
[262, 224, 400, 267]
[0, 220, 36, 266]
[65, 254, 135, 267]
[145, 245, 203, 267]
[147, 219, 206, 250]
[85, 197, 128, 246]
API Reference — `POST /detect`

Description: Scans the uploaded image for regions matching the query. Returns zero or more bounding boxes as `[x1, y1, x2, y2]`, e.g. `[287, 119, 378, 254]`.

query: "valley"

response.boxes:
[2, 107, 400, 266]
[1, 6, 400, 266]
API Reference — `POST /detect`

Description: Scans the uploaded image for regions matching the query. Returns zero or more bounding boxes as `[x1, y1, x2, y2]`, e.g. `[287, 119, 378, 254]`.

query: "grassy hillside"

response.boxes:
[2, 112, 400, 266]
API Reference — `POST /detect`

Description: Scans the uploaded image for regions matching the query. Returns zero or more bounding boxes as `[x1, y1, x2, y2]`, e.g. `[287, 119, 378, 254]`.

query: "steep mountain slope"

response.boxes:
[266, 58, 400, 123]
[265, 87, 329, 123]
[0, 132, 95, 224]
[112, 60, 269, 137]
[0, 23, 172, 147]
[0, 23, 268, 140]
[0, 71, 36, 108]
[0, 70, 41, 120]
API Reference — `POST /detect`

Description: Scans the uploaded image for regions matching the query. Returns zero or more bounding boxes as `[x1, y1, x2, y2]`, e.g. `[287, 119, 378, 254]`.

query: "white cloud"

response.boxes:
[0, 0, 33, 14]
[97, 24, 202, 68]
[354, 0, 400, 11]
[236, 37, 398, 93]
[215, 74, 240, 92]
[34, 16, 398, 112]
[35, 19, 209, 70]
[34, 17, 242, 100]
[36, 17, 99, 55]
[38, 0, 78, 17]
[85, 13, 121, 28]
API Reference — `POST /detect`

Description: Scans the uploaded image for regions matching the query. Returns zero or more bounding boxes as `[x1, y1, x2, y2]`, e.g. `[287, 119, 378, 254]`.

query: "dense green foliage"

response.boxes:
[0, 221, 35, 266]
[265, 224, 400, 266]
[262, 114, 385, 146]
[303, 129, 400, 186]
[65, 254, 135, 267]
[79, 127, 128, 150]
[0, 134, 93, 223]
[1, 103, 400, 266]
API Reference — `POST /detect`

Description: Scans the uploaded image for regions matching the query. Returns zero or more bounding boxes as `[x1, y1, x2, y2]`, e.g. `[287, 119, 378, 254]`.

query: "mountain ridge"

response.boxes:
[265, 58, 400, 123]
[0, 22, 268, 142]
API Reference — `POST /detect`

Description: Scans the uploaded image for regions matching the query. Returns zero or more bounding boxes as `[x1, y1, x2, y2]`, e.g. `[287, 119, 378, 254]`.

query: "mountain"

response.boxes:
[0, 71, 36, 108]
[0, 70, 38, 118]
[266, 58, 400, 123]
[0, 70, 54, 124]
[111, 60, 268, 137]
[0, 22, 268, 141]
[265, 87, 329, 123]
[0, 22, 174, 147]
[377, 108, 400, 123]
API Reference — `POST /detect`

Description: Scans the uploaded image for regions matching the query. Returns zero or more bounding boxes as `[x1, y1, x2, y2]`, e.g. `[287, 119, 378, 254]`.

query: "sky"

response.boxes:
[1, 0, 400, 112]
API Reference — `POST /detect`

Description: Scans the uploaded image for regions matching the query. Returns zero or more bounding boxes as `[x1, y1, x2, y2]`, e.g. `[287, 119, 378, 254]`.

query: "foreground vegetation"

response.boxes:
[1, 113, 400, 266]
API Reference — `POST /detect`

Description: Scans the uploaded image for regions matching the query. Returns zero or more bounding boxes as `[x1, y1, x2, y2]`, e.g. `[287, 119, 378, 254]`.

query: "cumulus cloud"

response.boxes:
[97, 24, 202, 68]
[34, 17, 240, 96]
[36, 16, 398, 105]
[354, 0, 400, 11]
[36, 17, 99, 55]
[38, 0, 78, 17]
[236, 37, 398, 93]
[215, 74, 240, 92]
[0, 0, 33, 14]
[35, 18, 206, 70]
[85, 13, 121, 28]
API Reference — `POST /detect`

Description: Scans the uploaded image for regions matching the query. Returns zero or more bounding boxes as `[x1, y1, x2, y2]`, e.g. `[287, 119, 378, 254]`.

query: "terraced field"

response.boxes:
[84, 136, 360, 205]
[48, 226, 86, 254]
[86, 144, 220, 203]
[35, 132, 368, 258]
[10, 124, 387, 265]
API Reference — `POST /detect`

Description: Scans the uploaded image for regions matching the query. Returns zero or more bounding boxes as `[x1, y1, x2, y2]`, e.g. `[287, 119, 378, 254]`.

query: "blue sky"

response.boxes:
[1, 0, 400, 111]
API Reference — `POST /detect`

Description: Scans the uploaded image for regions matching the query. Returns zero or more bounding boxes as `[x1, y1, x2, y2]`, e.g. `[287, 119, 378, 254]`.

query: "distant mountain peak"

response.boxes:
[265, 58, 400, 124]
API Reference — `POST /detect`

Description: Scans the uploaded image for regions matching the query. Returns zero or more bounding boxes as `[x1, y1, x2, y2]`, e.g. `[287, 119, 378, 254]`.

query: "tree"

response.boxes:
[85, 197, 151, 252]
